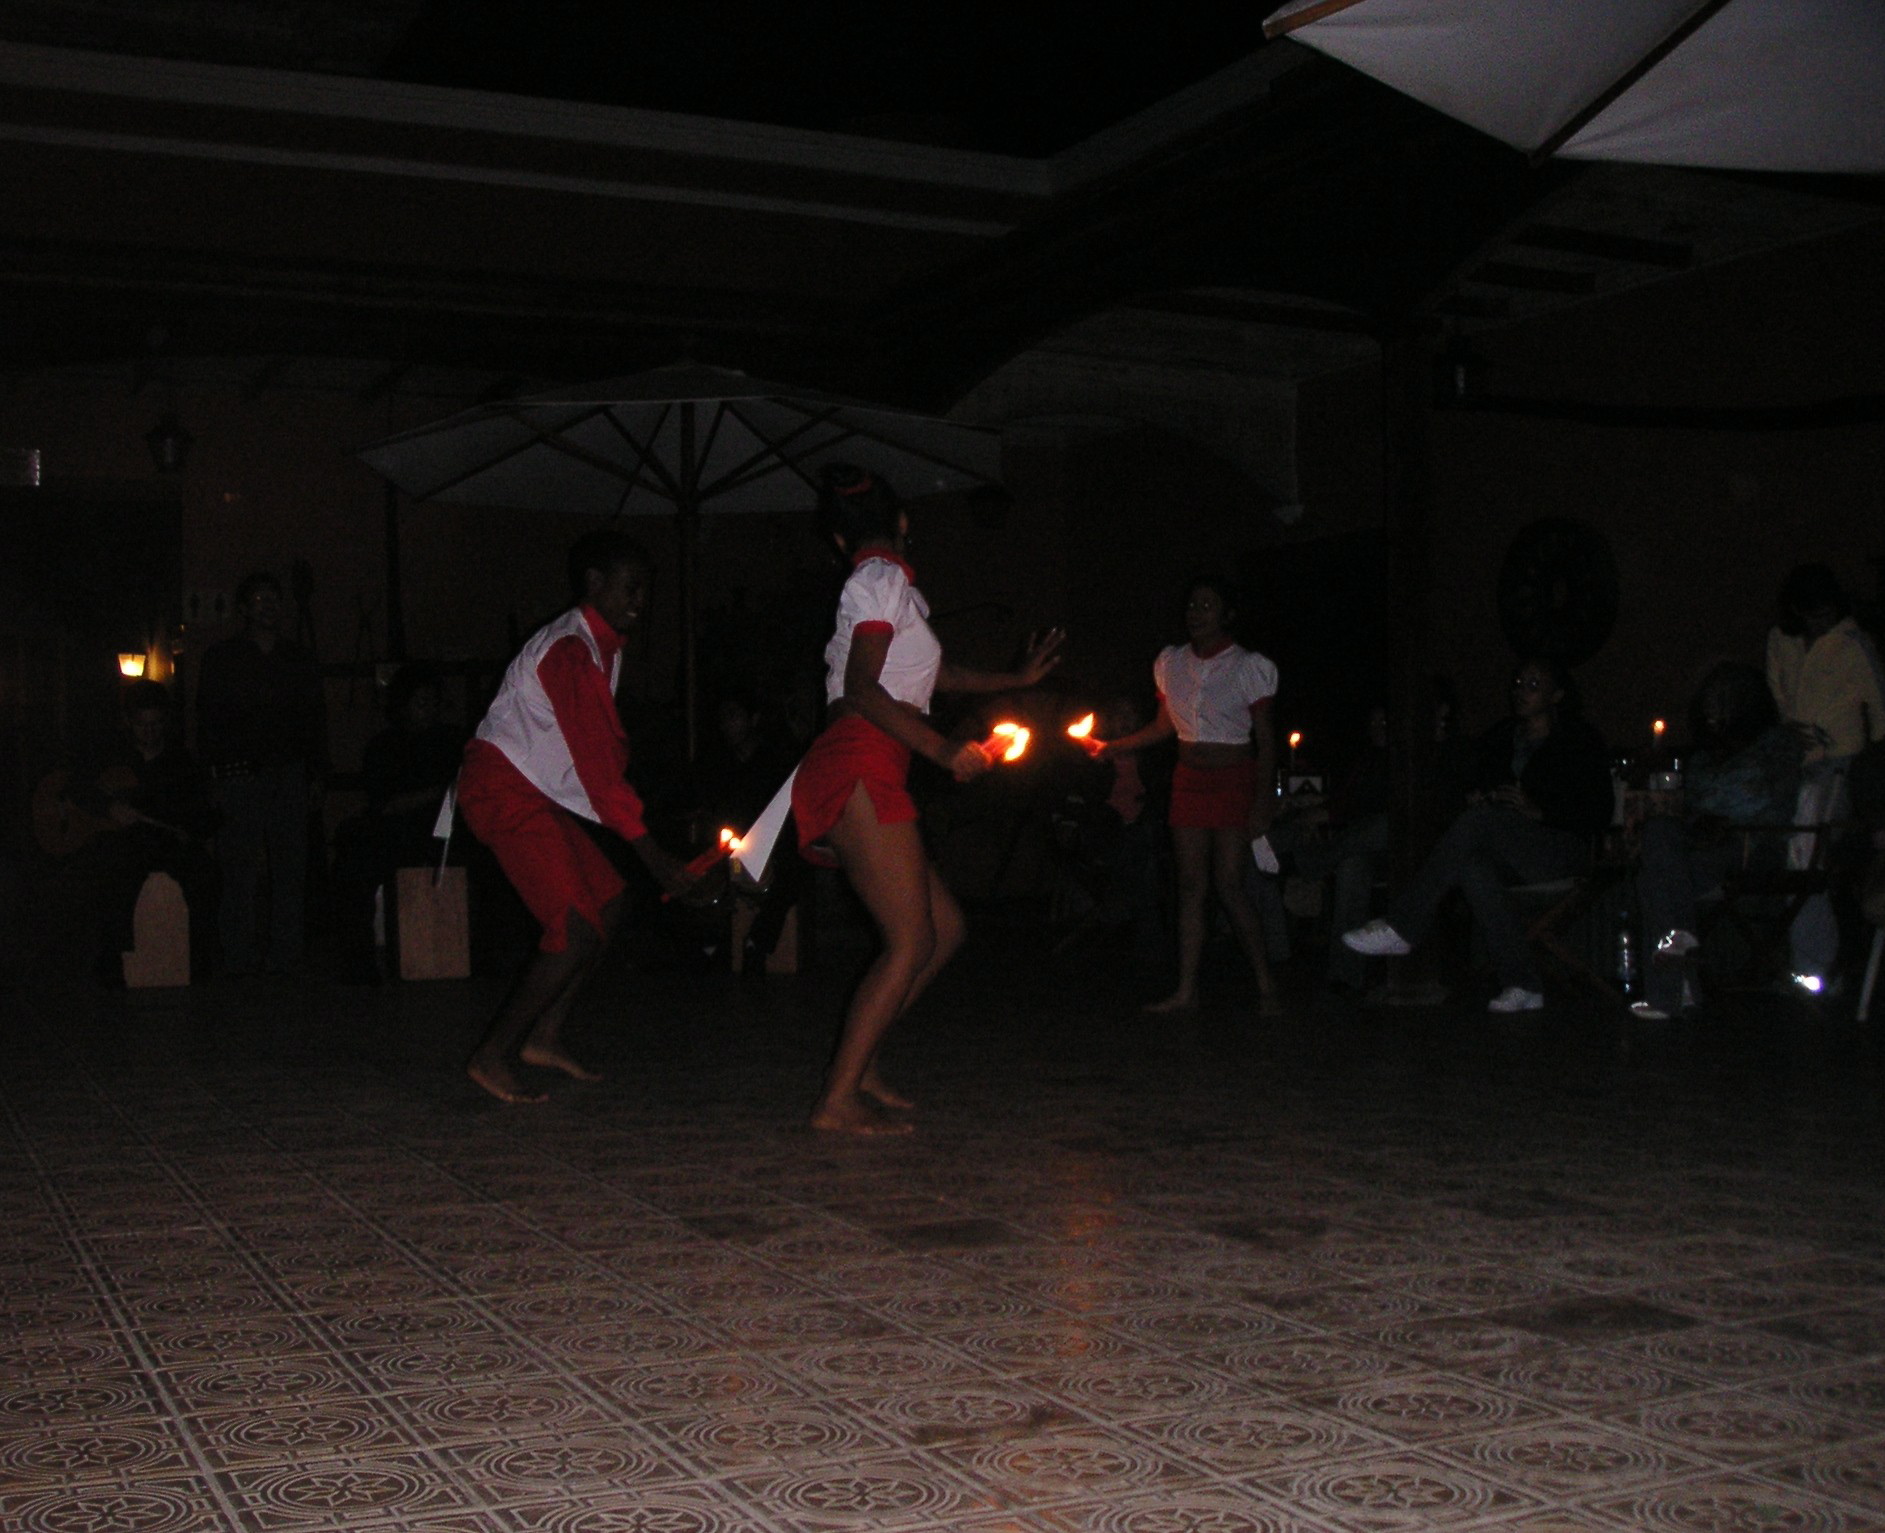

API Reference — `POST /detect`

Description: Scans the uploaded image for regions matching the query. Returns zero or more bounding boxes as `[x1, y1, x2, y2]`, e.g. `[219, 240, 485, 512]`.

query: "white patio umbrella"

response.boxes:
[361, 363, 1003, 758]
[1264, 0, 1885, 173]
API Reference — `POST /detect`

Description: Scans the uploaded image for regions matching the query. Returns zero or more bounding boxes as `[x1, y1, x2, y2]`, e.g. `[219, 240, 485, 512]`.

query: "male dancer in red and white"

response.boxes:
[456, 530, 703, 1104]
[1099, 576, 1279, 1014]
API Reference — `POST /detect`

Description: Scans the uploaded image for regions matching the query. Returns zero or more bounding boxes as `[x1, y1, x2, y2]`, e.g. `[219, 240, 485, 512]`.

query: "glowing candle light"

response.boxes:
[1652, 718, 1666, 742]
[978, 721, 1031, 764]
[1287, 729, 1302, 781]
[117, 652, 146, 678]
[666, 827, 740, 900]
[1065, 713, 1104, 757]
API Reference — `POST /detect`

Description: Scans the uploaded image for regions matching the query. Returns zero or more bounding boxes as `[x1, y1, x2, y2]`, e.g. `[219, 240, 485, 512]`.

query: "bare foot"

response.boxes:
[467, 1061, 549, 1105]
[518, 1044, 604, 1082]
[859, 1069, 915, 1112]
[810, 1093, 915, 1136]
[1143, 991, 1197, 1015]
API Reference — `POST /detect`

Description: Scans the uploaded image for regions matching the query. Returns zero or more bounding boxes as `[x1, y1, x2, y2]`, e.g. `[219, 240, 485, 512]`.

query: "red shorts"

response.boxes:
[1169, 758, 1261, 830]
[792, 714, 916, 866]
[457, 740, 624, 952]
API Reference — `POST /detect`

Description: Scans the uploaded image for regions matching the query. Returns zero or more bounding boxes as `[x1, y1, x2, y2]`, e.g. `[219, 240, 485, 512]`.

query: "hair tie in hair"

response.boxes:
[834, 472, 875, 497]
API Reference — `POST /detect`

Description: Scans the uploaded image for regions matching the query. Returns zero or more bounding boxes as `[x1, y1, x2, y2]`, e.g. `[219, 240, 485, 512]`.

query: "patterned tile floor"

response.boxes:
[3, 928, 1883, 1531]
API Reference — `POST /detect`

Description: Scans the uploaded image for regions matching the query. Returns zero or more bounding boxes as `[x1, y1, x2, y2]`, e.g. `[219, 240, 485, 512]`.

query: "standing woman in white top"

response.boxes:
[793, 464, 1063, 1134]
[1100, 577, 1280, 1014]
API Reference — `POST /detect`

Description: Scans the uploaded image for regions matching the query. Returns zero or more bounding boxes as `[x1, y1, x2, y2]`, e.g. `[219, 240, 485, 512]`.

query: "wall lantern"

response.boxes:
[145, 413, 193, 473]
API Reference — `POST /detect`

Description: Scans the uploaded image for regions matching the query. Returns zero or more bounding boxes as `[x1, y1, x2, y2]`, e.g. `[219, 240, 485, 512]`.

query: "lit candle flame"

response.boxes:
[117, 652, 146, 678]
[981, 721, 1031, 764]
[1652, 719, 1666, 738]
[1287, 730, 1302, 749]
[719, 827, 738, 850]
[1065, 713, 1105, 756]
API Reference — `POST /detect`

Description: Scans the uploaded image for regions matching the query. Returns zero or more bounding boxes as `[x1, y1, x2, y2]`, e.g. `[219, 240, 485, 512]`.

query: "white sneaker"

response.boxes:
[1487, 985, 1545, 1014]
[1342, 919, 1412, 957]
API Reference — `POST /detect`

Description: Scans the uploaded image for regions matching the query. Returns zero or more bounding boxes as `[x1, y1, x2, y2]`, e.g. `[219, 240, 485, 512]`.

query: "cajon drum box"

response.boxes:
[396, 866, 471, 980]
[123, 872, 189, 988]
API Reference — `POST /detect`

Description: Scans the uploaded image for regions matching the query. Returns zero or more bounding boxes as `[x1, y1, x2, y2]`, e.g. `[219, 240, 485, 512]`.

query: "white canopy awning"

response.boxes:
[1265, 0, 1885, 173]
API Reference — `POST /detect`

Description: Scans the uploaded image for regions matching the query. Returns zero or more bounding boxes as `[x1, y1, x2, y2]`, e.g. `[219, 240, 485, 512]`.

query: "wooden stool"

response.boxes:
[730, 901, 798, 975]
[122, 872, 189, 988]
[395, 866, 471, 980]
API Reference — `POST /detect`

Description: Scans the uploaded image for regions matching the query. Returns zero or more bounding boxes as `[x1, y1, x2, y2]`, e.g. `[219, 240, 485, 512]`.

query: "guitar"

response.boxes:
[32, 766, 185, 858]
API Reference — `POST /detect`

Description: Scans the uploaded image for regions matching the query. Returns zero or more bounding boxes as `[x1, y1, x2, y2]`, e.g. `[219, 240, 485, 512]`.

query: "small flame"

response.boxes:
[991, 721, 1030, 763]
[1652, 718, 1666, 737]
[1066, 713, 1095, 741]
[718, 827, 736, 848]
[1287, 730, 1302, 749]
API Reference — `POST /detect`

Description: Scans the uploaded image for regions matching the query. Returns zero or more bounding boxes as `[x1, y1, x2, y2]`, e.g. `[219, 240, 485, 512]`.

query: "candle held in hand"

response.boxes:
[1065, 713, 1104, 757]
[978, 721, 1031, 764]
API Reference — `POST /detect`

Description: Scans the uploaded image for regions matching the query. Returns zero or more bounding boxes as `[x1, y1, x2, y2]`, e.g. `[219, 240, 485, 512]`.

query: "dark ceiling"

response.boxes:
[0, 0, 1277, 154]
[0, 2, 1876, 410]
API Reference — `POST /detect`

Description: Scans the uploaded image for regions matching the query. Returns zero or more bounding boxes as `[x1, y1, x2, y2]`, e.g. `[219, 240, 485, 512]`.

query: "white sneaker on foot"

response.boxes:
[1342, 919, 1412, 957]
[1487, 985, 1545, 1014]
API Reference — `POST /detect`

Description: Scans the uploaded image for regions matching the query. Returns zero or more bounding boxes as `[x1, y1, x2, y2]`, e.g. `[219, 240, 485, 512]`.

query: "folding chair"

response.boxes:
[1696, 821, 1841, 990]
[1514, 861, 1629, 1008]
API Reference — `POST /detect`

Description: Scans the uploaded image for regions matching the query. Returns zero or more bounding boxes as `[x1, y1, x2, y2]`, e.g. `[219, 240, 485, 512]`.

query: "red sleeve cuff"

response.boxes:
[853, 620, 894, 639]
[1250, 697, 1274, 714]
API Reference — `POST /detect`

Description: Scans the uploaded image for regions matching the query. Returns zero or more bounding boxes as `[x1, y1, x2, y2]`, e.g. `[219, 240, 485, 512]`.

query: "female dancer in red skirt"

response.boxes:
[1100, 577, 1279, 1014]
[794, 464, 1062, 1135]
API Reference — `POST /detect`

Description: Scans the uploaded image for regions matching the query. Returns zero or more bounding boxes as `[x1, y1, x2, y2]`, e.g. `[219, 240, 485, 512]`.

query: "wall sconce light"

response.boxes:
[145, 413, 193, 473]
[118, 652, 147, 678]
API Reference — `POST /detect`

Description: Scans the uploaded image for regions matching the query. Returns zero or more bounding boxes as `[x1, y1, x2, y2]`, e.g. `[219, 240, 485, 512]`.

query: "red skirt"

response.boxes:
[1169, 758, 1261, 830]
[457, 740, 625, 952]
[792, 714, 917, 866]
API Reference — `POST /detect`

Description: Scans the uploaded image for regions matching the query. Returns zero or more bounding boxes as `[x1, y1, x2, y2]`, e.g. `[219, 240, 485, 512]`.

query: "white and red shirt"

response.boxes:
[823, 552, 943, 712]
[469, 604, 646, 839]
[1154, 640, 1278, 745]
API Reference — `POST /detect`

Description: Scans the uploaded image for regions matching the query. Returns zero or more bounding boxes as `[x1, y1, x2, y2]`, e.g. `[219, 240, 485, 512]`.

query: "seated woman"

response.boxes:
[1343, 656, 1612, 1013]
[1631, 660, 1803, 1018]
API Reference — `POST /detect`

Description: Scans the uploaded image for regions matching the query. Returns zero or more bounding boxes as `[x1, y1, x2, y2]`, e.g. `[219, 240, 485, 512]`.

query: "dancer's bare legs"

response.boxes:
[469, 899, 618, 1103]
[858, 865, 963, 1111]
[1146, 827, 1276, 1013]
[813, 787, 943, 1134]
[1209, 826, 1279, 1012]
[1147, 826, 1211, 1012]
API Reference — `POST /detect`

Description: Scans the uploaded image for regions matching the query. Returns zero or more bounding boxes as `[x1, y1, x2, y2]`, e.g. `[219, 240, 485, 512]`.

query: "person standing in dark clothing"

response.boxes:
[68, 680, 219, 983]
[196, 571, 325, 976]
[1343, 656, 1612, 1012]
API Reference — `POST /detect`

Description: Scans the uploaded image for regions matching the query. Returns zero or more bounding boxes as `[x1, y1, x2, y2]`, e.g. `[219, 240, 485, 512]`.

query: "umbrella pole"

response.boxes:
[680, 402, 700, 764]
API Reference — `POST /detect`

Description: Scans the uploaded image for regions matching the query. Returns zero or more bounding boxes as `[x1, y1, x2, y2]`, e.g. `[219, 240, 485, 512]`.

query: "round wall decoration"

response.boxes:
[1495, 517, 1619, 665]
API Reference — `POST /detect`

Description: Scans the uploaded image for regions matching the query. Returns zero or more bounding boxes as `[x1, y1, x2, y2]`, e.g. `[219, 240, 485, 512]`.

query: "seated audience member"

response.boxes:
[66, 680, 219, 983]
[1275, 701, 1392, 993]
[1765, 563, 1885, 990]
[1060, 695, 1164, 964]
[331, 665, 465, 981]
[1342, 656, 1612, 1013]
[1631, 661, 1803, 1018]
[697, 694, 801, 974]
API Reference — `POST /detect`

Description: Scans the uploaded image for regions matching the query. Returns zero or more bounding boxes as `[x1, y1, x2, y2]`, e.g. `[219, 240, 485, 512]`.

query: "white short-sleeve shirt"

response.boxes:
[823, 553, 943, 712]
[1154, 641, 1278, 744]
